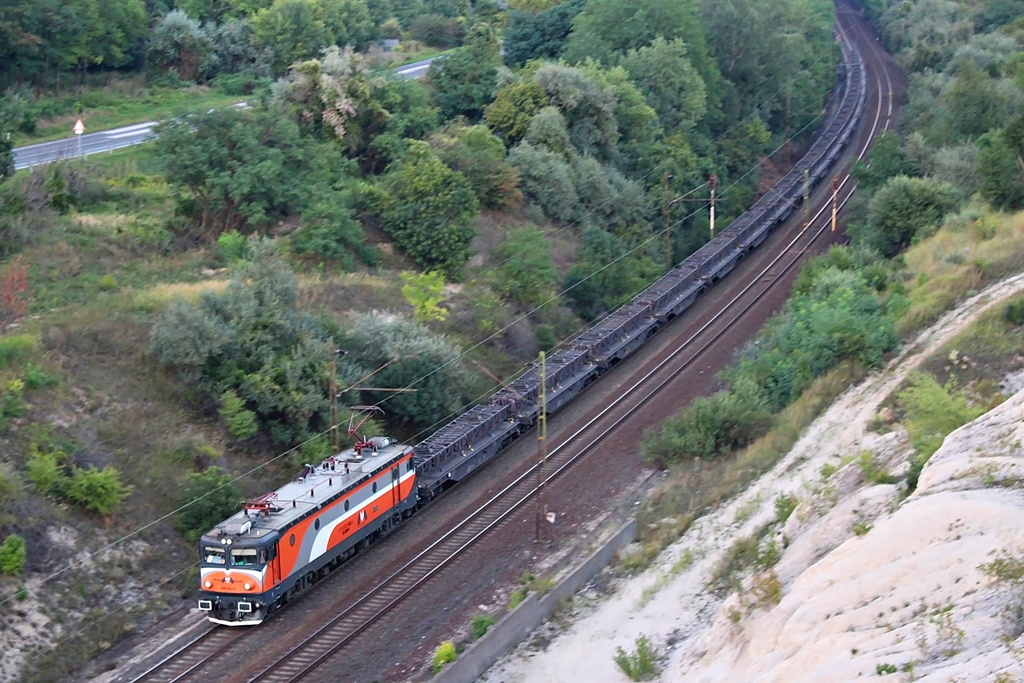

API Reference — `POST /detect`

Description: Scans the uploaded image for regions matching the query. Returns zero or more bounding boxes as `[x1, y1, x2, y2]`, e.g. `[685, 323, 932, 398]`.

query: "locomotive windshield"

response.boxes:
[231, 548, 260, 566]
[203, 547, 226, 565]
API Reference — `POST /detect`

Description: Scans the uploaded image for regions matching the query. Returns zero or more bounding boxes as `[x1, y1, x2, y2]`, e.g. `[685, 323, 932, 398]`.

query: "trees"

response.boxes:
[533, 63, 619, 161]
[490, 225, 558, 309]
[375, 143, 479, 277]
[432, 125, 521, 209]
[340, 312, 473, 430]
[174, 468, 242, 543]
[428, 24, 501, 123]
[484, 79, 549, 147]
[150, 240, 337, 444]
[853, 175, 958, 256]
[507, 141, 579, 222]
[154, 106, 312, 236]
[620, 37, 706, 135]
[252, 0, 374, 74]
[148, 10, 216, 81]
[978, 118, 1024, 210]
[503, 0, 586, 68]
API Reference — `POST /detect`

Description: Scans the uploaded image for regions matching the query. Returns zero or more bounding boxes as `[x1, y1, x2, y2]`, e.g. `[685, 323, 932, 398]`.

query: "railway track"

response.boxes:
[120, 6, 898, 681]
[130, 627, 245, 683]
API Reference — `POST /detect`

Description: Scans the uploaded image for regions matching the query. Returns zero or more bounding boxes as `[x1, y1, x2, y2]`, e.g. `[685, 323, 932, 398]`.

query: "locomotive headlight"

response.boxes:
[244, 583, 252, 590]
[204, 581, 212, 588]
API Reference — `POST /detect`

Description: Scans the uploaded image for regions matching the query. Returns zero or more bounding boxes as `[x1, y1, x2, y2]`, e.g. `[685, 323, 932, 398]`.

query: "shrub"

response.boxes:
[97, 274, 118, 291]
[218, 390, 259, 441]
[432, 640, 457, 674]
[217, 230, 248, 262]
[63, 465, 132, 515]
[174, 467, 241, 543]
[774, 493, 797, 525]
[751, 569, 783, 607]
[22, 364, 57, 390]
[0, 534, 27, 575]
[25, 441, 67, 496]
[1005, 298, 1024, 327]
[899, 372, 984, 491]
[641, 380, 771, 466]
[613, 635, 659, 681]
[471, 612, 496, 639]
[0, 333, 36, 369]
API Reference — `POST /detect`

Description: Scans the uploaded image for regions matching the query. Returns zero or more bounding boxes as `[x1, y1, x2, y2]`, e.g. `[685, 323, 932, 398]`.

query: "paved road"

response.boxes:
[12, 57, 439, 170]
[13, 121, 158, 170]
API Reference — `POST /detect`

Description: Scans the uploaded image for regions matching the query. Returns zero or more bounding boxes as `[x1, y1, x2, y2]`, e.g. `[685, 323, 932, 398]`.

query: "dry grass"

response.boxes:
[131, 280, 230, 312]
[898, 208, 1024, 336]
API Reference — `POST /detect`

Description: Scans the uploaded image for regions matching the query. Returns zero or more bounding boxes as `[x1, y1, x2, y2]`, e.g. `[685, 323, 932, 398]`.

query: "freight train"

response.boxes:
[197, 29, 866, 625]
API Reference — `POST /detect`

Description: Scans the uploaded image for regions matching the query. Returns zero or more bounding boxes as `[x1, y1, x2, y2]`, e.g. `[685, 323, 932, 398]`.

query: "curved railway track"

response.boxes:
[122, 5, 899, 681]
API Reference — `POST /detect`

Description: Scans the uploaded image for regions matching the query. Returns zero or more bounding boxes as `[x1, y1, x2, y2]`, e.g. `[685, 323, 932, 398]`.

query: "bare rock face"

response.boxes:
[682, 389, 1024, 682]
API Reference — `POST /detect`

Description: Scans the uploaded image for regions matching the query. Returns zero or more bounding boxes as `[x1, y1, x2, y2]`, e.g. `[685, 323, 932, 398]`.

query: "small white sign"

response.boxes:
[73, 119, 85, 135]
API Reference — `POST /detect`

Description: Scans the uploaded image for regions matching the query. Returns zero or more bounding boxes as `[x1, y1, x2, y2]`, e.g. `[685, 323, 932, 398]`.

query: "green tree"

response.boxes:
[533, 62, 619, 160]
[853, 175, 958, 256]
[563, 227, 658, 319]
[292, 187, 370, 268]
[490, 225, 558, 308]
[484, 79, 549, 146]
[376, 143, 479, 277]
[148, 10, 215, 81]
[154, 106, 313, 236]
[978, 117, 1024, 210]
[253, 0, 374, 74]
[503, 0, 586, 68]
[851, 131, 912, 193]
[428, 23, 501, 122]
[219, 390, 259, 440]
[341, 312, 473, 429]
[174, 467, 242, 543]
[507, 141, 580, 222]
[432, 125, 521, 209]
[150, 240, 337, 444]
[0, 534, 26, 575]
[401, 271, 448, 323]
[620, 37, 706, 134]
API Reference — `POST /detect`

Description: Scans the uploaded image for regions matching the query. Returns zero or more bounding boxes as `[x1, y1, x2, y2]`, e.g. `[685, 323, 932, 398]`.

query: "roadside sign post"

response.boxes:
[73, 119, 84, 157]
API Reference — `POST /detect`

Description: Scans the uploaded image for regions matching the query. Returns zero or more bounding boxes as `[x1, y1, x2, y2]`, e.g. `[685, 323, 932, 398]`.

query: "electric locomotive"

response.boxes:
[197, 429, 416, 625]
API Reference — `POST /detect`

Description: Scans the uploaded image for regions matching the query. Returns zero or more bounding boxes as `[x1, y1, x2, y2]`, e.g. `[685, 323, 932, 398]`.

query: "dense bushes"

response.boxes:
[174, 467, 242, 543]
[150, 240, 335, 444]
[0, 534, 26, 575]
[643, 249, 898, 466]
[24, 431, 132, 515]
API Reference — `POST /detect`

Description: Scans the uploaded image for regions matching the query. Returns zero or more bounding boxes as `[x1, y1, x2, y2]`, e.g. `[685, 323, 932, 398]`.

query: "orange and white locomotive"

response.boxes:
[197, 434, 417, 625]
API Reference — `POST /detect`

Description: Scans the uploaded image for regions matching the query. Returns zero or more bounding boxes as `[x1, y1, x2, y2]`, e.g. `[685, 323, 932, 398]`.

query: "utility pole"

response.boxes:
[709, 174, 717, 239]
[535, 351, 547, 544]
[831, 176, 840, 234]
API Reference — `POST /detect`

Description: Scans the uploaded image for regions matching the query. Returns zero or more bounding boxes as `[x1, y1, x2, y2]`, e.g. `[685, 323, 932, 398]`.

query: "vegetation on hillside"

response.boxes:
[13, 0, 1022, 678]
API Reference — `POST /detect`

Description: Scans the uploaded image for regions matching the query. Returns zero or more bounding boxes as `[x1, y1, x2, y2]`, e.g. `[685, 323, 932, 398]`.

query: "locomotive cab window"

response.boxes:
[203, 547, 226, 565]
[232, 549, 259, 566]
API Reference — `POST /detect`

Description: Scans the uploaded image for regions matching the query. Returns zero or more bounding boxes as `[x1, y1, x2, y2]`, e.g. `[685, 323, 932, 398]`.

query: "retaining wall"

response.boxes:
[435, 518, 638, 682]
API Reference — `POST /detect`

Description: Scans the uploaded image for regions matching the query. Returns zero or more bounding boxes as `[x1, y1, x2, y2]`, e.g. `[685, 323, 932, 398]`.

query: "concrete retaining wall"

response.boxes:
[435, 518, 637, 682]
